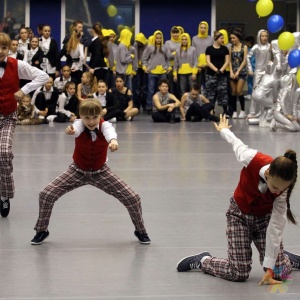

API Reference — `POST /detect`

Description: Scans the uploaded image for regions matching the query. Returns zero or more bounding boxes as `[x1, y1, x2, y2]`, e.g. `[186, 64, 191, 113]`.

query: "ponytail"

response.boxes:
[270, 149, 297, 224]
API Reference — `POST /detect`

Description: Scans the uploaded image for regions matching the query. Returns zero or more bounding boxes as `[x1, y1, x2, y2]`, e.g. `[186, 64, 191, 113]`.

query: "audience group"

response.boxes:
[5, 19, 300, 128]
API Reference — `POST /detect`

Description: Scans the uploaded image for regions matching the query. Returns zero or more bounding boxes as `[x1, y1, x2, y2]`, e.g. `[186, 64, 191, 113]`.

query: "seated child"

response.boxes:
[31, 76, 59, 122]
[180, 83, 219, 122]
[152, 78, 181, 124]
[16, 94, 43, 125]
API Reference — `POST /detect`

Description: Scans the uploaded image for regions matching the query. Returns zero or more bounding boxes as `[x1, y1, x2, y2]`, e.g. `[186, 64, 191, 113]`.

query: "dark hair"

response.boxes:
[115, 74, 125, 82]
[158, 78, 169, 87]
[171, 26, 180, 34]
[191, 83, 201, 91]
[269, 149, 298, 224]
[231, 30, 242, 40]
[245, 36, 255, 47]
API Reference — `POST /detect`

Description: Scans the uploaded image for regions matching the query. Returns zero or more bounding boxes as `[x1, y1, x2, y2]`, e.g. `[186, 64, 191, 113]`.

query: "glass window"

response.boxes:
[65, 0, 135, 41]
[0, 0, 26, 39]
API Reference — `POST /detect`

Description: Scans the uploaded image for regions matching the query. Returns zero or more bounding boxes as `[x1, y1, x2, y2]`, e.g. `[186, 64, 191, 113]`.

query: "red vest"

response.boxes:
[73, 119, 109, 171]
[234, 152, 278, 216]
[0, 57, 19, 116]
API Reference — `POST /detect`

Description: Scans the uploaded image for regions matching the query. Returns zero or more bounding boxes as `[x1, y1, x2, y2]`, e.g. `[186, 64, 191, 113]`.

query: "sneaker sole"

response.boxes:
[177, 251, 210, 271]
[138, 240, 151, 245]
[31, 234, 50, 245]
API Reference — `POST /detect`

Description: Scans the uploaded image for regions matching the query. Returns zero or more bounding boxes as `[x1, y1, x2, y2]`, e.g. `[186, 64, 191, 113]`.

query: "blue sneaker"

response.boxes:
[177, 251, 211, 272]
[284, 250, 300, 269]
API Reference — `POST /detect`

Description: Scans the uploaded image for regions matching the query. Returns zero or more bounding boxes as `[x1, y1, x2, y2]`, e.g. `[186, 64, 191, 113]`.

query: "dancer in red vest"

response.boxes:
[0, 33, 49, 218]
[177, 115, 300, 285]
[31, 98, 150, 245]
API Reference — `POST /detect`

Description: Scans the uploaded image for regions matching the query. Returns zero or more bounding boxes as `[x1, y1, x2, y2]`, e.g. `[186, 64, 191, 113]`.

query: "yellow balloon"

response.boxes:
[256, 0, 274, 17]
[278, 32, 295, 50]
[297, 69, 300, 86]
[107, 5, 117, 17]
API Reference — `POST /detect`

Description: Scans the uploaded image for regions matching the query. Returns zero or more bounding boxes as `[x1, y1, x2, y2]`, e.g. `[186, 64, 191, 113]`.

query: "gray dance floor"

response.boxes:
[1, 111, 300, 299]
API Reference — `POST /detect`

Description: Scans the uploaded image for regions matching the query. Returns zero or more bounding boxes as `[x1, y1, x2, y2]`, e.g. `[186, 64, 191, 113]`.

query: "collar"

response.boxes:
[259, 164, 270, 182]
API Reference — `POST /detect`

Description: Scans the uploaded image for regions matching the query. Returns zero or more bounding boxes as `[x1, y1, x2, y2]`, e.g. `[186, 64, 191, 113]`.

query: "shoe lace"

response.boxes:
[190, 262, 201, 270]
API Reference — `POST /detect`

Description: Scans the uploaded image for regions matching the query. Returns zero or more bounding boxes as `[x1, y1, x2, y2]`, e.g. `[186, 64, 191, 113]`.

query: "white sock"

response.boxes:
[1, 196, 8, 201]
[201, 256, 210, 264]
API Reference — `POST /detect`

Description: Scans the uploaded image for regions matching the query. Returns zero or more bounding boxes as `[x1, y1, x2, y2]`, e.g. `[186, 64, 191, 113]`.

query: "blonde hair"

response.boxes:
[82, 71, 98, 93]
[79, 98, 102, 116]
[0, 32, 11, 48]
[66, 30, 81, 54]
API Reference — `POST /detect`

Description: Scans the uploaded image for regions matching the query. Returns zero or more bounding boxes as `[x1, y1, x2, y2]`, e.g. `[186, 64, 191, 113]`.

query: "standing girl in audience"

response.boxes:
[205, 31, 230, 115]
[228, 31, 248, 119]
[27, 36, 44, 69]
[87, 22, 110, 83]
[109, 75, 139, 121]
[39, 24, 60, 80]
[17, 27, 29, 61]
[142, 30, 171, 112]
[246, 30, 271, 118]
[116, 28, 136, 91]
[58, 29, 85, 84]
[77, 71, 97, 102]
[192, 21, 214, 90]
[9, 39, 23, 59]
[173, 33, 197, 98]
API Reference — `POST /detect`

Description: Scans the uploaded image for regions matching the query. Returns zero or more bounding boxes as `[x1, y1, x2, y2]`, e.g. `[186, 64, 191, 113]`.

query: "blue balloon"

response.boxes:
[114, 15, 124, 26]
[288, 49, 300, 69]
[267, 15, 284, 33]
[100, 0, 110, 7]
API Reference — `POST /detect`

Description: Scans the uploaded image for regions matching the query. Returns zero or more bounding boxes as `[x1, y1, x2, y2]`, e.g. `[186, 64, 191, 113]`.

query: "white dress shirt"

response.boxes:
[220, 128, 288, 269]
[0, 58, 49, 95]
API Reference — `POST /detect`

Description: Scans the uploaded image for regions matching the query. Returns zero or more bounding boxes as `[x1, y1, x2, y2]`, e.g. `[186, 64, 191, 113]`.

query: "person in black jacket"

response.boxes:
[39, 25, 60, 79]
[87, 23, 110, 83]
[28, 37, 44, 70]
[93, 80, 120, 122]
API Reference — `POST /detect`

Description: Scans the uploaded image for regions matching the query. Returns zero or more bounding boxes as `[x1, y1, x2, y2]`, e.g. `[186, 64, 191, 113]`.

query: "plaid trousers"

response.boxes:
[0, 112, 17, 199]
[202, 197, 291, 281]
[34, 162, 147, 234]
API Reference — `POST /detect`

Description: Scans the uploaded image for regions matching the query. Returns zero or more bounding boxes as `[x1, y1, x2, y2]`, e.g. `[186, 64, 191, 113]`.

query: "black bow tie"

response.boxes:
[84, 127, 99, 134]
[0, 61, 7, 69]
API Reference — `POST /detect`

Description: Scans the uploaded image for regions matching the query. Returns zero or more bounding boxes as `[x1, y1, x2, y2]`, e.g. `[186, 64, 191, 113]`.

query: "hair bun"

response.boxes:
[284, 150, 297, 162]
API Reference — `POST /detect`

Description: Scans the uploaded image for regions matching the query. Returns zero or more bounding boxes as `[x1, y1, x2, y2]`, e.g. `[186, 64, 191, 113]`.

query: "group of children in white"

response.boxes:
[1, 16, 300, 287]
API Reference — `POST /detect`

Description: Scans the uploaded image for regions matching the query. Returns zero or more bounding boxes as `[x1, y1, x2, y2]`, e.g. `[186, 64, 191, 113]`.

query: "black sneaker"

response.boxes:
[0, 199, 10, 217]
[177, 251, 211, 272]
[134, 230, 151, 245]
[284, 250, 300, 269]
[31, 230, 50, 245]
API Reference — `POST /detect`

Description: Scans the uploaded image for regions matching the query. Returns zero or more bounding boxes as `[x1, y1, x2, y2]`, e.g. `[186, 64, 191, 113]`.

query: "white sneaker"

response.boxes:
[126, 116, 132, 121]
[238, 111, 246, 119]
[109, 117, 117, 123]
[232, 112, 238, 119]
[270, 118, 276, 131]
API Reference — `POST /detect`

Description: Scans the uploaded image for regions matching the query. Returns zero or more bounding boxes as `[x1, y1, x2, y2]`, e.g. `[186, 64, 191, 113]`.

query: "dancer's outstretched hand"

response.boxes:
[258, 269, 282, 286]
[214, 114, 232, 132]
